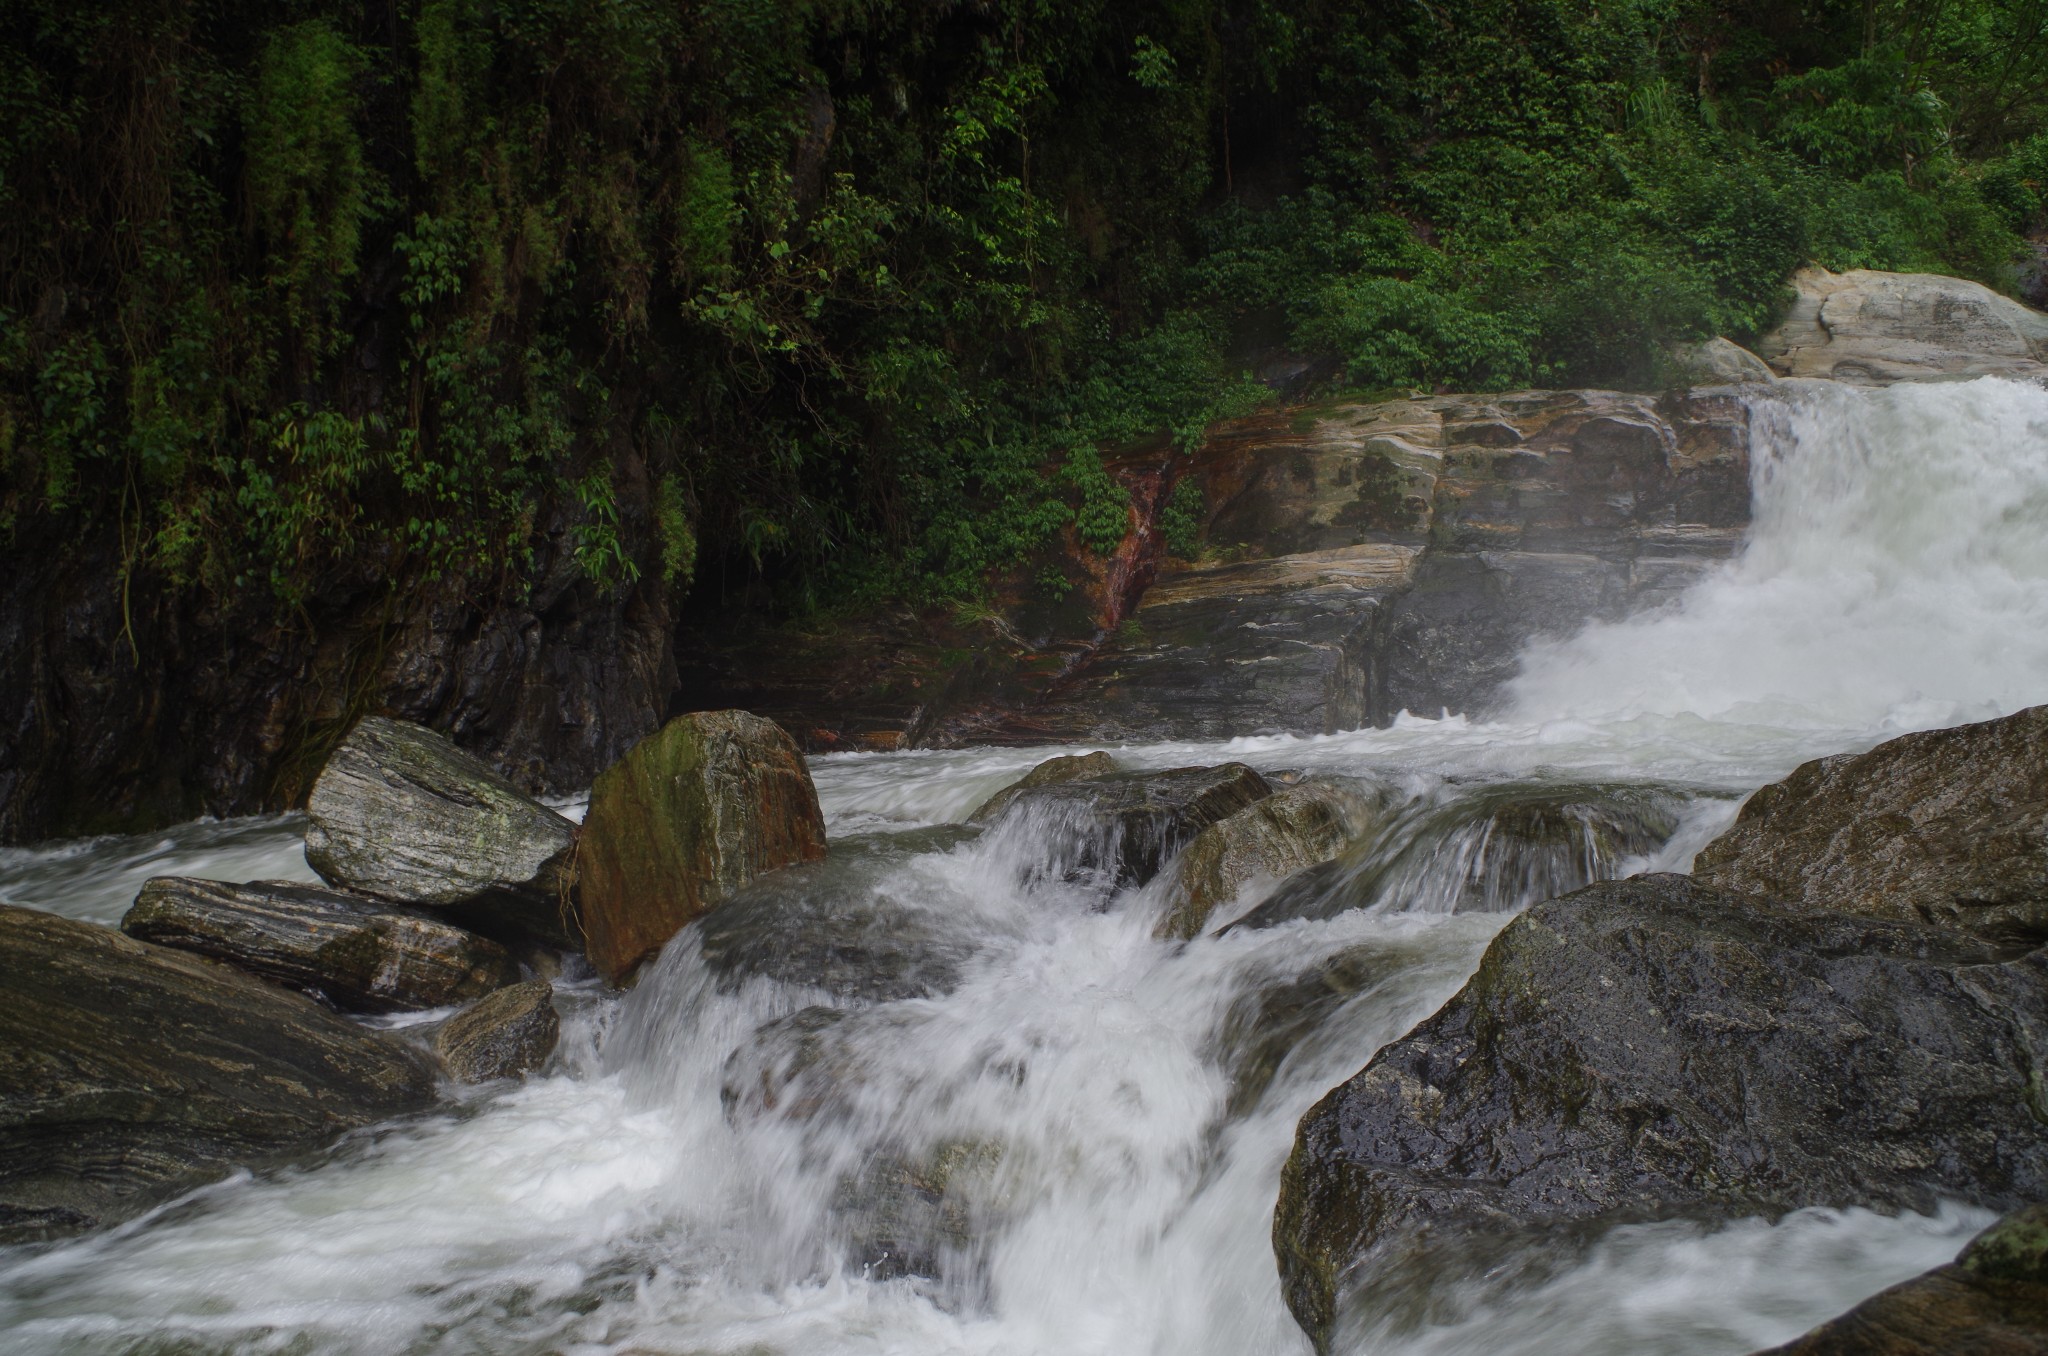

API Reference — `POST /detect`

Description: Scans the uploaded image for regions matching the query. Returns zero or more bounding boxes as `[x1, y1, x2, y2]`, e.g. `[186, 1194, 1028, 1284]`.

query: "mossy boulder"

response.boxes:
[1696, 704, 2048, 943]
[576, 709, 828, 984]
[0, 903, 438, 1243]
[303, 716, 580, 949]
[965, 750, 1120, 824]
[433, 980, 559, 1083]
[1274, 875, 2048, 1352]
[122, 876, 518, 1013]
[1153, 779, 1379, 940]
[1754, 1205, 2048, 1354]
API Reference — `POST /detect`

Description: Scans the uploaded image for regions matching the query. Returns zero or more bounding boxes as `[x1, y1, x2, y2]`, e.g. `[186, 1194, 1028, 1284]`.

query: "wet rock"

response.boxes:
[1695, 704, 2048, 943]
[433, 980, 559, 1083]
[1154, 780, 1380, 940]
[699, 827, 981, 1002]
[1274, 875, 2048, 1352]
[304, 716, 580, 949]
[966, 750, 1120, 825]
[121, 876, 519, 1014]
[577, 709, 828, 984]
[836, 1138, 1008, 1281]
[1234, 783, 1680, 930]
[1215, 945, 1390, 1119]
[984, 763, 1274, 890]
[1758, 267, 2048, 384]
[0, 902, 438, 1243]
[720, 1005, 857, 1123]
[1755, 1205, 2048, 1355]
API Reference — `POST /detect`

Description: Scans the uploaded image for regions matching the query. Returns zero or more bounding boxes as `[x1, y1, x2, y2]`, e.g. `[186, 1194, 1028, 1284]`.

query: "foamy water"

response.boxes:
[1, 377, 2043, 1355]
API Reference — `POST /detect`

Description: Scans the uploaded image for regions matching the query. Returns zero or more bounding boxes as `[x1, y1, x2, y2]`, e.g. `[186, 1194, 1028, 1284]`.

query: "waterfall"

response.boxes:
[2, 378, 2043, 1355]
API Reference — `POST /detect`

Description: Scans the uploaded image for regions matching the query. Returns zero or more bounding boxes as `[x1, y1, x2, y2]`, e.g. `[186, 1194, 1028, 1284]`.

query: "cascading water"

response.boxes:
[0, 376, 2044, 1355]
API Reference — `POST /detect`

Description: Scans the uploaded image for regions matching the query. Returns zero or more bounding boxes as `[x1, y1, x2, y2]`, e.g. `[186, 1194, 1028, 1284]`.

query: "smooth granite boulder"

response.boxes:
[0, 903, 438, 1243]
[433, 980, 559, 1082]
[1273, 875, 2048, 1352]
[122, 876, 519, 1013]
[576, 710, 828, 984]
[1758, 267, 2048, 384]
[1756, 1205, 2048, 1355]
[1153, 779, 1380, 939]
[1696, 704, 2048, 943]
[303, 716, 580, 949]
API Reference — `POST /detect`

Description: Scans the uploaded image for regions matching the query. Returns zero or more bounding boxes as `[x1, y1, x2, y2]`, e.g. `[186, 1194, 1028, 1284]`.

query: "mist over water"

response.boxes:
[1, 377, 2044, 1354]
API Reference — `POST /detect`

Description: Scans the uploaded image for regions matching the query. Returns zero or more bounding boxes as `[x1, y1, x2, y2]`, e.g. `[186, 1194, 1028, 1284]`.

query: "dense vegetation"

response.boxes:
[3, 0, 2045, 614]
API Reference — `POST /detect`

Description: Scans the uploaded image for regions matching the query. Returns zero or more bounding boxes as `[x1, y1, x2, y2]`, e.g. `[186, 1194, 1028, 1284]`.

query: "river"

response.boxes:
[1, 376, 2044, 1354]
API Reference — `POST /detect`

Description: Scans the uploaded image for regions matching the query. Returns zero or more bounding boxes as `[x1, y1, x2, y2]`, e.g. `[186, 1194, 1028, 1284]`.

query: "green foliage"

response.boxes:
[1161, 476, 1204, 559]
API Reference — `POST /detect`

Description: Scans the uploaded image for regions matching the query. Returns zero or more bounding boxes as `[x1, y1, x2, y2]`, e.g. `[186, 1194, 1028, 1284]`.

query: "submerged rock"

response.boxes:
[576, 709, 829, 985]
[1274, 875, 2048, 1352]
[1695, 704, 2048, 943]
[303, 716, 580, 949]
[721, 1005, 858, 1124]
[433, 980, 559, 1083]
[1153, 780, 1380, 940]
[1234, 783, 1679, 930]
[121, 876, 518, 1013]
[1756, 1205, 2048, 1354]
[965, 750, 1120, 825]
[836, 1138, 1008, 1281]
[982, 762, 1274, 890]
[0, 903, 438, 1243]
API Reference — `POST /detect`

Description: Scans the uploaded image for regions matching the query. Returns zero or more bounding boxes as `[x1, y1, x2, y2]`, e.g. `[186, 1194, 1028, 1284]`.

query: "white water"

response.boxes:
[1, 376, 2044, 1355]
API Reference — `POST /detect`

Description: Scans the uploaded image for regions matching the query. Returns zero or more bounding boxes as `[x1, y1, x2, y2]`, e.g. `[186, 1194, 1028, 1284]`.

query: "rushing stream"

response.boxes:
[2, 377, 2046, 1354]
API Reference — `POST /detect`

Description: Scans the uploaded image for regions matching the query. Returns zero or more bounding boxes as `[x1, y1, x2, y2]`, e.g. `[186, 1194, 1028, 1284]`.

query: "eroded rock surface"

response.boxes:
[0, 903, 438, 1242]
[1696, 704, 2048, 943]
[1273, 875, 2048, 1351]
[576, 709, 828, 984]
[1758, 267, 2048, 384]
[1153, 779, 1380, 939]
[433, 980, 559, 1082]
[122, 876, 518, 1013]
[304, 716, 579, 949]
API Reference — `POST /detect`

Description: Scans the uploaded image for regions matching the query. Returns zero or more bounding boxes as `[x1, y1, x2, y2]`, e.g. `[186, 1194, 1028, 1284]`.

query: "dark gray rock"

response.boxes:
[720, 1005, 859, 1124]
[432, 980, 559, 1082]
[1755, 1205, 2048, 1355]
[836, 1139, 1008, 1281]
[1274, 875, 2048, 1352]
[1696, 704, 2048, 944]
[966, 751, 1120, 825]
[981, 763, 1274, 891]
[121, 876, 519, 1013]
[304, 716, 580, 949]
[0, 902, 438, 1243]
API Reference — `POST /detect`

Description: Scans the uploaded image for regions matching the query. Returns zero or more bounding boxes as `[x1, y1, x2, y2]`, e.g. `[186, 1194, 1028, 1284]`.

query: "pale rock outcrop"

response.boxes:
[1757, 267, 2048, 384]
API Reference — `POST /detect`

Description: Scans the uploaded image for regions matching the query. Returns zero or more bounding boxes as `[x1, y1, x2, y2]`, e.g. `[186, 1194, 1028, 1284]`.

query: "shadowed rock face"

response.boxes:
[980, 763, 1275, 891]
[1755, 1205, 2048, 1355]
[576, 710, 828, 985]
[304, 716, 580, 950]
[122, 876, 519, 1013]
[1696, 704, 2048, 943]
[433, 980, 559, 1083]
[0, 903, 438, 1243]
[1273, 875, 2048, 1352]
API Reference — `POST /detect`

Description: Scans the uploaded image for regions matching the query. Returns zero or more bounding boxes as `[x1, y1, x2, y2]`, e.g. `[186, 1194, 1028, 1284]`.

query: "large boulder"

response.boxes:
[1273, 875, 2048, 1352]
[965, 750, 1120, 824]
[1757, 267, 2048, 384]
[575, 710, 828, 984]
[433, 980, 559, 1083]
[0, 903, 438, 1242]
[121, 876, 519, 1013]
[1756, 1205, 2048, 1355]
[303, 716, 580, 949]
[1695, 704, 2048, 943]
[979, 762, 1274, 891]
[1153, 779, 1379, 940]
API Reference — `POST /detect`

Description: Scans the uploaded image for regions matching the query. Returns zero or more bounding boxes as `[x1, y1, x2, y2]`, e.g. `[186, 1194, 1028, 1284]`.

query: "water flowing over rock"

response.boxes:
[121, 876, 519, 1013]
[433, 980, 560, 1083]
[303, 716, 580, 949]
[1755, 1205, 2048, 1354]
[1273, 875, 2048, 1352]
[0, 903, 438, 1243]
[576, 710, 828, 984]
[1695, 704, 2048, 943]
[836, 1139, 1009, 1281]
[964, 750, 1120, 824]
[978, 762, 1273, 891]
[1153, 779, 1380, 940]
[1758, 268, 2048, 384]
